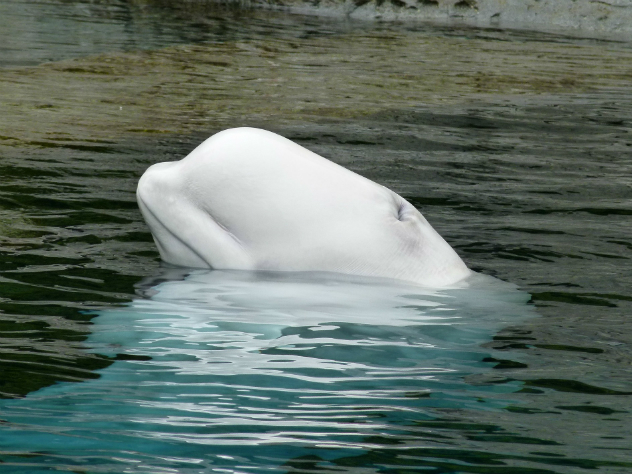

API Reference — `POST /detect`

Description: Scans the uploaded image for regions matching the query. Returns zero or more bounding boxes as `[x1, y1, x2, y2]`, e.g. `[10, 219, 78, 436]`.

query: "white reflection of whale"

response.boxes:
[137, 128, 470, 287]
[90, 269, 533, 380]
[0, 270, 534, 472]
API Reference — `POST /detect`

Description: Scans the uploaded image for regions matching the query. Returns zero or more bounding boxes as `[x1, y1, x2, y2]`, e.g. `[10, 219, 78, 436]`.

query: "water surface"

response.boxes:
[2, 270, 534, 473]
[0, 1, 631, 473]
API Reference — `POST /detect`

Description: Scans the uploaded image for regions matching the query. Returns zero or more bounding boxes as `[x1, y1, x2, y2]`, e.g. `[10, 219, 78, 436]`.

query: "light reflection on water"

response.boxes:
[1, 270, 531, 472]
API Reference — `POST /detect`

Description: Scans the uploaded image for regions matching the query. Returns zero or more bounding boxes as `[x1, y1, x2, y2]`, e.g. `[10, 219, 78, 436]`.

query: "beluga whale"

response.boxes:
[137, 127, 470, 287]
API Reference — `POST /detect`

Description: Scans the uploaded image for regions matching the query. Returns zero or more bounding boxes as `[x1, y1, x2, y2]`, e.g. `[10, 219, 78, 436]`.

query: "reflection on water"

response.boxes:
[0, 0, 632, 473]
[0, 269, 532, 472]
[0, 0, 350, 67]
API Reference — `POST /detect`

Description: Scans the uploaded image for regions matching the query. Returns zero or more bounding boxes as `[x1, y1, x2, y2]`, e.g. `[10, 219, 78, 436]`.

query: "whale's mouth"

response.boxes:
[137, 193, 209, 269]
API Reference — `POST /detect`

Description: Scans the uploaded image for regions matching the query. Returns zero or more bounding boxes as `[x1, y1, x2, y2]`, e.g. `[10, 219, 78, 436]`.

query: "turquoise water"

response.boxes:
[1, 271, 531, 473]
[1, 1, 632, 473]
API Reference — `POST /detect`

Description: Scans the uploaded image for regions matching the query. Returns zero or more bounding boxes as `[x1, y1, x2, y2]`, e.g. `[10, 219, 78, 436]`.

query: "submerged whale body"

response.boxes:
[137, 127, 470, 287]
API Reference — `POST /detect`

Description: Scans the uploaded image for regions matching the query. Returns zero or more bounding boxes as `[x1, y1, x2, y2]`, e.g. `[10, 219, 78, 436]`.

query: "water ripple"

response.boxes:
[0, 270, 532, 472]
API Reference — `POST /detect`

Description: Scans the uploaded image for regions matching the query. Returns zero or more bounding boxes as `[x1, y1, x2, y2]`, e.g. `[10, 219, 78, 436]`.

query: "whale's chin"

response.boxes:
[136, 127, 470, 287]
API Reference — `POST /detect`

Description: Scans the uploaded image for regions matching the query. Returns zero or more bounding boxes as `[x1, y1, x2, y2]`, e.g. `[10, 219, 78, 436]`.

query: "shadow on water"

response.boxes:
[0, 268, 537, 473]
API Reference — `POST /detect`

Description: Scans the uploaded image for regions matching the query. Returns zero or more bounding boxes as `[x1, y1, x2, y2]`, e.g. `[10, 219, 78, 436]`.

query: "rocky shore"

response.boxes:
[224, 0, 632, 39]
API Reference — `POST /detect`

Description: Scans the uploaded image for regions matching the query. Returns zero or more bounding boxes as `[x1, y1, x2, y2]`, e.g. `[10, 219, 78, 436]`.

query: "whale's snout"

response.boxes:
[137, 161, 210, 268]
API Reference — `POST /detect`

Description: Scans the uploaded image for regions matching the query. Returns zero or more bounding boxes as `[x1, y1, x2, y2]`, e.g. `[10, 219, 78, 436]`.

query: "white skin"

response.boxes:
[137, 127, 470, 287]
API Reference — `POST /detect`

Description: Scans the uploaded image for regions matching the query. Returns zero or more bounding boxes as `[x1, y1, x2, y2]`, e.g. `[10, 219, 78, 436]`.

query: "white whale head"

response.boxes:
[137, 127, 470, 287]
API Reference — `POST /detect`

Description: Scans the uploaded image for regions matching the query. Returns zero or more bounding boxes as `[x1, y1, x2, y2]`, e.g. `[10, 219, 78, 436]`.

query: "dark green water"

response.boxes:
[0, 1, 631, 473]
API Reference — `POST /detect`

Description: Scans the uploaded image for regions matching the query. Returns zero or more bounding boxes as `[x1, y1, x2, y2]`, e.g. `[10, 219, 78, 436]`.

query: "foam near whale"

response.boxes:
[137, 127, 470, 287]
